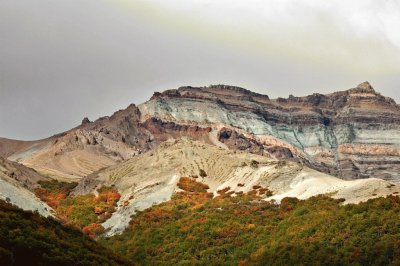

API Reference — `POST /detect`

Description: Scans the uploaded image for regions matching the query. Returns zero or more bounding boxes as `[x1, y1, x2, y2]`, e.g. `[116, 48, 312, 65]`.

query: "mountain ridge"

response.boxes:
[2, 82, 400, 182]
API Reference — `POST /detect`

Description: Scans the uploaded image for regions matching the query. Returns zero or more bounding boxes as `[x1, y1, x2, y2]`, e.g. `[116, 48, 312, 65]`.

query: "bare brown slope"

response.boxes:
[0, 137, 39, 158]
[7, 104, 212, 180]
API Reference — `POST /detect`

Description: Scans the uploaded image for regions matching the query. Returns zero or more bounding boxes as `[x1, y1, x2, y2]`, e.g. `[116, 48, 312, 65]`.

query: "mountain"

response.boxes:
[3, 82, 400, 182]
[141, 82, 400, 181]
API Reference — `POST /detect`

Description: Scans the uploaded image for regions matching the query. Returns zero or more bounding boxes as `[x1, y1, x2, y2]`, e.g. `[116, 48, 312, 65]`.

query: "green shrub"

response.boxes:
[0, 200, 131, 265]
[199, 169, 207, 177]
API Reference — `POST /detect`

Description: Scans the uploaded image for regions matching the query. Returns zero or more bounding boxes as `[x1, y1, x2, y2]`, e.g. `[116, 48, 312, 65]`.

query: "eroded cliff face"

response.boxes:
[139, 82, 400, 181]
[5, 82, 400, 181]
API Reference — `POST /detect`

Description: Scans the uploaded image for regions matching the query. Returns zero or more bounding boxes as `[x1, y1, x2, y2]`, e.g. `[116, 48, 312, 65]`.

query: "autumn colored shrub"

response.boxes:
[103, 192, 400, 266]
[35, 180, 78, 208]
[36, 183, 121, 237]
[82, 223, 106, 238]
[217, 187, 231, 194]
[177, 177, 209, 192]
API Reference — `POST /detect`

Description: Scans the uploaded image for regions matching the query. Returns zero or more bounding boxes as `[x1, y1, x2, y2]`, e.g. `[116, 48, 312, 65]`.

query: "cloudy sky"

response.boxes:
[0, 0, 399, 140]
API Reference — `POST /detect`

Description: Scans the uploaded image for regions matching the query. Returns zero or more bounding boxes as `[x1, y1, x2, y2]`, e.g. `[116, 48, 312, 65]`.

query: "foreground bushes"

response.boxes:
[6, 176, 400, 265]
[103, 178, 400, 265]
[0, 200, 131, 266]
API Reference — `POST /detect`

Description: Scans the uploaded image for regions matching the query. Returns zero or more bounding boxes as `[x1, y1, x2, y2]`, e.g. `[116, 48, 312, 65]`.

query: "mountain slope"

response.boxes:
[102, 187, 400, 265]
[72, 139, 399, 235]
[0, 157, 53, 217]
[0, 200, 132, 265]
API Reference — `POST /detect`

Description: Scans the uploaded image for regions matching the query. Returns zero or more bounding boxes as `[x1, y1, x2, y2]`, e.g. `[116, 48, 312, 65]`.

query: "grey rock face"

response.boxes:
[139, 82, 400, 181]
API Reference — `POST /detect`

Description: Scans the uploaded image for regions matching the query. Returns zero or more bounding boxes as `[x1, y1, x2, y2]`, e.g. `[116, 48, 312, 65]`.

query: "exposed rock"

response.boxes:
[0, 157, 48, 191]
[4, 82, 400, 182]
[81, 117, 91, 125]
[139, 82, 400, 181]
[0, 158, 53, 217]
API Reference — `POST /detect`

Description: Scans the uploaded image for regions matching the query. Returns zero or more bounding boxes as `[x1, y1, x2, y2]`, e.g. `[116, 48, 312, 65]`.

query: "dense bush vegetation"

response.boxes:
[177, 177, 209, 192]
[103, 178, 400, 265]
[36, 181, 120, 237]
[8, 177, 400, 265]
[0, 200, 132, 266]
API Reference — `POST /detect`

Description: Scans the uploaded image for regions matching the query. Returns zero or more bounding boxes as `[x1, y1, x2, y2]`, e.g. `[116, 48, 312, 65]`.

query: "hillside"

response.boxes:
[0, 200, 132, 265]
[0, 157, 53, 217]
[72, 139, 399, 235]
[102, 178, 400, 265]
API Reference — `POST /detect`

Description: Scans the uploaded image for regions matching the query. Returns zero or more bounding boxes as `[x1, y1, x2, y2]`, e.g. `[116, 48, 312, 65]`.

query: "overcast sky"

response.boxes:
[1, 0, 399, 140]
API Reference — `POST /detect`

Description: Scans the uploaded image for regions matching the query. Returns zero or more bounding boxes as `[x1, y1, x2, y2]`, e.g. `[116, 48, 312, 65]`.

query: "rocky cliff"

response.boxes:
[140, 82, 400, 181]
[4, 82, 400, 182]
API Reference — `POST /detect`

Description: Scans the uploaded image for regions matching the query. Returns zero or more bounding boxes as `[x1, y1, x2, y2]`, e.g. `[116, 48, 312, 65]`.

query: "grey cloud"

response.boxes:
[0, 0, 398, 140]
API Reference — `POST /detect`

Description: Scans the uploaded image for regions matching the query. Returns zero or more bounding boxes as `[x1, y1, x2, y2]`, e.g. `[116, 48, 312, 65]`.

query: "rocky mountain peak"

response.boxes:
[81, 117, 91, 125]
[356, 81, 375, 92]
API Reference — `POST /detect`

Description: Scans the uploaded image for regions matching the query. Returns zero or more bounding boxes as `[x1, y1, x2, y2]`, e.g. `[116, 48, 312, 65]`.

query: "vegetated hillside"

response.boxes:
[35, 180, 121, 238]
[102, 178, 400, 266]
[5, 82, 400, 182]
[0, 200, 132, 266]
[72, 139, 400, 236]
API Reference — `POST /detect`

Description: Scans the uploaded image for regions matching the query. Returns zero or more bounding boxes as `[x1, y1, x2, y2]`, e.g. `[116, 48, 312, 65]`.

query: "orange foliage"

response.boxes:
[82, 223, 105, 238]
[35, 188, 67, 209]
[36, 184, 121, 237]
[247, 224, 256, 229]
[197, 217, 208, 223]
[94, 206, 104, 214]
[177, 177, 209, 192]
[217, 187, 231, 195]
[97, 190, 121, 205]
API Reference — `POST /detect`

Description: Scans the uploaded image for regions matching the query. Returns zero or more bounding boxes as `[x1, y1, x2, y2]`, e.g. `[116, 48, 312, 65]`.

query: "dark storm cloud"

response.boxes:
[0, 0, 399, 140]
